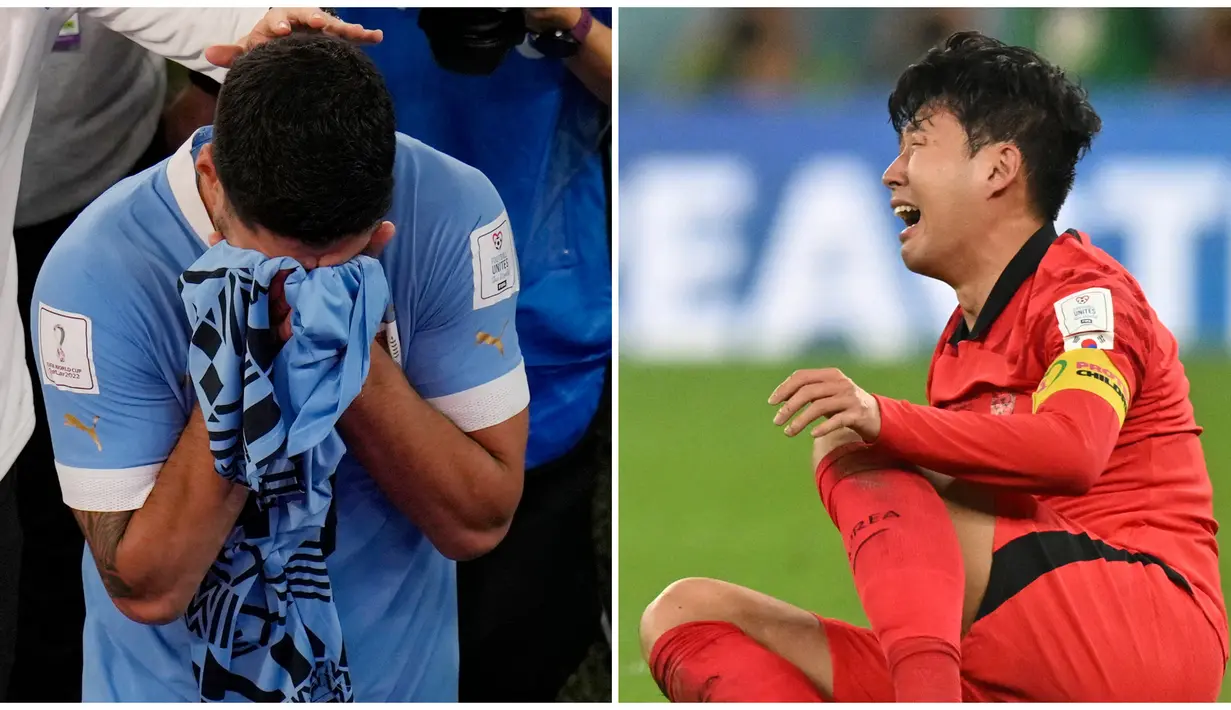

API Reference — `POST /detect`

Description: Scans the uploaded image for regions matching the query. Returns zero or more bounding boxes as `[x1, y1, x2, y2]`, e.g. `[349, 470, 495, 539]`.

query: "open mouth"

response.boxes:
[894, 204, 921, 228]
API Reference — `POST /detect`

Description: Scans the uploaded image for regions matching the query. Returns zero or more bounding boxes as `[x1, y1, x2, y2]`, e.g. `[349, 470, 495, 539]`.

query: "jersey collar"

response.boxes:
[166, 127, 216, 248]
[949, 222, 1060, 345]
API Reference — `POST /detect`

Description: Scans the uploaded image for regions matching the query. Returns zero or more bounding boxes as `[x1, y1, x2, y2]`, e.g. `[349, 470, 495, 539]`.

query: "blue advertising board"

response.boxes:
[619, 92, 1231, 360]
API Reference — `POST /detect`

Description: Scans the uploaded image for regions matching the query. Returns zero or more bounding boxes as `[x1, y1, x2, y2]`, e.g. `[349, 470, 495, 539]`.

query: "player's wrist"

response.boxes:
[867, 393, 901, 445]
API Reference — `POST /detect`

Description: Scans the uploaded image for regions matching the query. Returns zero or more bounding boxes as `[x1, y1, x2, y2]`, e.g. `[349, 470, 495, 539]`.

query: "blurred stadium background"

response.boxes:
[617, 7, 1231, 701]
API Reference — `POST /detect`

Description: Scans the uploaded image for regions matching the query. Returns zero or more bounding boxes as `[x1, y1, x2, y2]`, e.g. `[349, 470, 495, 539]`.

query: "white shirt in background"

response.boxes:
[0, 7, 265, 482]
[18, 15, 166, 228]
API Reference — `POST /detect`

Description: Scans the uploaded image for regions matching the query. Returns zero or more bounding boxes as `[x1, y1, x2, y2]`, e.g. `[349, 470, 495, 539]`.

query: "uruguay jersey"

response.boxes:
[31, 127, 529, 701]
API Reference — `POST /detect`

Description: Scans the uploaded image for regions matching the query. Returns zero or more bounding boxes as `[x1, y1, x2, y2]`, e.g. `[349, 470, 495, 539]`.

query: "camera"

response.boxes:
[418, 9, 529, 76]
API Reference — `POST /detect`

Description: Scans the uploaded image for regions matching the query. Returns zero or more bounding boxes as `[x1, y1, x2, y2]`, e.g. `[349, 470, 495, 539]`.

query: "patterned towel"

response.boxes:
[177, 241, 389, 702]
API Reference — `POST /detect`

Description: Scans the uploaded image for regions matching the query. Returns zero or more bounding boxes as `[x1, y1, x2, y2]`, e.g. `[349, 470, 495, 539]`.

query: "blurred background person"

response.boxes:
[336, 7, 613, 701]
[684, 9, 802, 100]
[1170, 8, 1231, 83]
[620, 7, 1231, 99]
[617, 7, 1231, 701]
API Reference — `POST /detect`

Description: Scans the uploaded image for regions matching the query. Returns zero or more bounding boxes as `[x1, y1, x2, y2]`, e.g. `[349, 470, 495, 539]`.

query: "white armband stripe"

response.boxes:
[56, 461, 161, 512]
[426, 360, 529, 433]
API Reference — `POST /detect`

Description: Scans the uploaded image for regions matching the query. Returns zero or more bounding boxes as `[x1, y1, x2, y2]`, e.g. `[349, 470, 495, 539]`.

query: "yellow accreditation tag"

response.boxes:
[53, 13, 82, 51]
[1032, 348, 1130, 425]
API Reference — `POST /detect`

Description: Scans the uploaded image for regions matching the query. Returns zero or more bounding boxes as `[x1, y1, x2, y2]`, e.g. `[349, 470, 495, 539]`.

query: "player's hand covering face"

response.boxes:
[769, 368, 883, 441]
[205, 8, 384, 68]
[204, 224, 395, 343]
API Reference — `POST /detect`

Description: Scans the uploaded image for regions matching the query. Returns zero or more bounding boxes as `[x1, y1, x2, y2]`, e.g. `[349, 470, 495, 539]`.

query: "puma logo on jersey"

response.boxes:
[64, 414, 102, 452]
[476, 321, 509, 356]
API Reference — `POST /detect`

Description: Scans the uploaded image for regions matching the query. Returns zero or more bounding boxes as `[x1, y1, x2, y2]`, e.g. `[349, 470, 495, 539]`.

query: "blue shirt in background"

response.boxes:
[33, 127, 529, 701]
[339, 8, 613, 469]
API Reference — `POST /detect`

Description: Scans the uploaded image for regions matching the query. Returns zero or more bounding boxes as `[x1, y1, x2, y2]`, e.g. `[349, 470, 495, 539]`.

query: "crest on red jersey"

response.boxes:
[990, 392, 1017, 416]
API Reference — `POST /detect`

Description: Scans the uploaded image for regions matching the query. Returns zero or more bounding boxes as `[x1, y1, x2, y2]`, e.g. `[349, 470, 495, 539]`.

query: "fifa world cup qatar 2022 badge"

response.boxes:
[38, 303, 99, 395]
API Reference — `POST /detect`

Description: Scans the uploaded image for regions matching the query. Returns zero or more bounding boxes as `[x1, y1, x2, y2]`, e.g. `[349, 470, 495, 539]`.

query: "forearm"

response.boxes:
[338, 346, 525, 560]
[566, 16, 612, 105]
[84, 7, 264, 81]
[76, 407, 249, 624]
[872, 391, 1120, 495]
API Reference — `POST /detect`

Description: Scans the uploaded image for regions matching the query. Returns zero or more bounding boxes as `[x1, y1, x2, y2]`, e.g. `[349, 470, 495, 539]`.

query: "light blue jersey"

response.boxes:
[31, 127, 528, 702]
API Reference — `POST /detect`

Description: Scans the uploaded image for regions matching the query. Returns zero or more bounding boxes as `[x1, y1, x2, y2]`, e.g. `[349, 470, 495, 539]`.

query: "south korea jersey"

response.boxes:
[31, 127, 528, 701]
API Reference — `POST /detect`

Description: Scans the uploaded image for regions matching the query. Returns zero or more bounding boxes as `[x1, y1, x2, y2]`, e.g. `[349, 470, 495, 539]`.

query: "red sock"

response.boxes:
[649, 621, 825, 702]
[816, 443, 965, 702]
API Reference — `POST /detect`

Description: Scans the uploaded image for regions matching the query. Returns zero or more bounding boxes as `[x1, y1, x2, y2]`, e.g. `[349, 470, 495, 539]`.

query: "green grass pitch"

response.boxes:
[618, 355, 1231, 701]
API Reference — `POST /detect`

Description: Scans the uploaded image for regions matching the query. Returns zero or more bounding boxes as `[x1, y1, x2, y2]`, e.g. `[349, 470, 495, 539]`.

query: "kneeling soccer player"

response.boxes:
[642, 31, 1226, 703]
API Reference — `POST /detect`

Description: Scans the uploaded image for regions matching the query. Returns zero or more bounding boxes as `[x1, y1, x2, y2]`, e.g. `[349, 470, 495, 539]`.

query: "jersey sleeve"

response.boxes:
[402, 165, 529, 433]
[32, 253, 186, 513]
[1028, 271, 1152, 425]
[871, 264, 1149, 494]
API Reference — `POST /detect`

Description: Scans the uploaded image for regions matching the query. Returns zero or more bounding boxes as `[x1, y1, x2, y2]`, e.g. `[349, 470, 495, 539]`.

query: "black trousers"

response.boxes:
[0, 472, 20, 701]
[7, 208, 90, 703]
[457, 365, 611, 701]
[6, 129, 168, 703]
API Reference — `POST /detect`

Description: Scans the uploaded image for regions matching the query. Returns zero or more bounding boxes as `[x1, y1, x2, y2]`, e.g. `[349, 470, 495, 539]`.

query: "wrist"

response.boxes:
[527, 8, 591, 58]
[870, 394, 904, 448]
[527, 7, 582, 33]
[553, 7, 584, 31]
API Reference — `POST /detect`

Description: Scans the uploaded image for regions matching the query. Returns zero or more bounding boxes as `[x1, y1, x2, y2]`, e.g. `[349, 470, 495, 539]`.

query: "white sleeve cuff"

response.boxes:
[56, 462, 161, 512]
[426, 360, 530, 432]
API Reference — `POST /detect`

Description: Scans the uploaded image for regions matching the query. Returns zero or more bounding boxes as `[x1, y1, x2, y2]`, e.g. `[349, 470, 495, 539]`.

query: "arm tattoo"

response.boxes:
[72, 509, 136, 599]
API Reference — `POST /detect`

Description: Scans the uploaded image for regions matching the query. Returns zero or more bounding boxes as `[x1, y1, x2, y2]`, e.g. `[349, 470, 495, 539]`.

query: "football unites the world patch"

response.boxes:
[1053, 287, 1115, 352]
[469, 211, 519, 310]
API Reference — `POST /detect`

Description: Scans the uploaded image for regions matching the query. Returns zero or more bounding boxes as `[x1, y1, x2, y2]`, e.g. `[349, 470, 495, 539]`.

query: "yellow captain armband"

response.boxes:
[1032, 349, 1130, 425]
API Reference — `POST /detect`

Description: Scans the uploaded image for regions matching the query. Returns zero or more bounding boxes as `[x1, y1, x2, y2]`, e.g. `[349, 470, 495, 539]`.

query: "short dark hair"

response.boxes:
[213, 33, 396, 247]
[888, 31, 1102, 221]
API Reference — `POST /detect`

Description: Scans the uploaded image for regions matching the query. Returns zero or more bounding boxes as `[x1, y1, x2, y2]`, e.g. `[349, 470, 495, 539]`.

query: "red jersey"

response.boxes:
[872, 224, 1227, 659]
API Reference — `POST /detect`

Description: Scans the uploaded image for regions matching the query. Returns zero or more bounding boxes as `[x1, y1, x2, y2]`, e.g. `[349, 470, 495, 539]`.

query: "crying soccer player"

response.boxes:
[33, 34, 529, 702]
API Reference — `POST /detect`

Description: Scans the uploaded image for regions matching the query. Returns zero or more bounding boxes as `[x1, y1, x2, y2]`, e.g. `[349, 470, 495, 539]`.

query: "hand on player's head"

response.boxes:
[207, 32, 397, 263]
[205, 8, 383, 69]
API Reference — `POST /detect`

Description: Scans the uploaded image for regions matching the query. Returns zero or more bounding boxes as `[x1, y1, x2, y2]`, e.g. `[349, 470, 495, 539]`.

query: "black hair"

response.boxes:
[888, 31, 1102, 221]
[213, 33, 396, 246]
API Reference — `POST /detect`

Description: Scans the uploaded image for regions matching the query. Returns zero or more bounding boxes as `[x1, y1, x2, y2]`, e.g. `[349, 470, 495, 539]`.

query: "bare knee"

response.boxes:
[641, 577, 838, 696]
[811, 427, 866, 472]
[640, 577, 739, 660]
